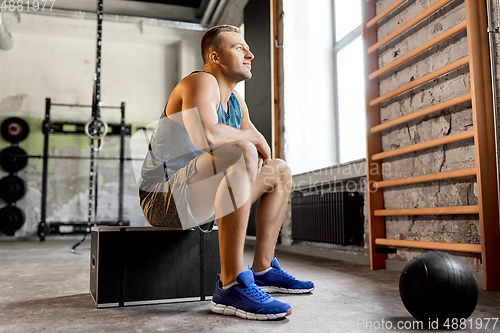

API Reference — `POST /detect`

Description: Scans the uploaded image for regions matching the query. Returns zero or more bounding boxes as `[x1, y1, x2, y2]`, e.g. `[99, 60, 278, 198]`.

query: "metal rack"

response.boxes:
[363, 0, 500, 290]
[37, 98, 131, 241]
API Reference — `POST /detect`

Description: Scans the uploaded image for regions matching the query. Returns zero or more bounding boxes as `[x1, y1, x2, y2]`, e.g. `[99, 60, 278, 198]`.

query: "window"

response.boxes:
[283, 0, 366, 175]
[333, 0, 365, 164]
[334, 0, 362, 41]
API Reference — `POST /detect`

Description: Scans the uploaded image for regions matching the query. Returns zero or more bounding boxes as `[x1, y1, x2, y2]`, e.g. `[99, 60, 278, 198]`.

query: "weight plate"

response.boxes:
[0, 175, 26, 203]
[1, 117, 30, 143]
[0, 205, 25, 236]
[0, 146, 28, 173]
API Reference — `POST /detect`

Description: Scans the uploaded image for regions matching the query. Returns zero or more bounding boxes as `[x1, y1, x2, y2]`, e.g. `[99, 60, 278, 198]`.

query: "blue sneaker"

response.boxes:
[251, 258, 315, 294]
[210, 269, 292, 320]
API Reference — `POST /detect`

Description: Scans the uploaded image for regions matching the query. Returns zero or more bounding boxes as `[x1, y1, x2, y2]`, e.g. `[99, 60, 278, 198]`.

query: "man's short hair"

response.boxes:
[201, 25, 240, 64]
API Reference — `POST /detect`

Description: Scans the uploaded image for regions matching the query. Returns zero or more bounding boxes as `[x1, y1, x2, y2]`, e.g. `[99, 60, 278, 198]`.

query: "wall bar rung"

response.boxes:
[368, 0, 454, 54]
[374, 238, 482, 253]
[366, 0, 405, 28]
[370, 56, 469, 106]
[372, 129, 474, 161]
[373, 167, 477, 189]
[369, 21, 467, 80]
[371, 93, 472, 133]
[374, 205, 479, 216]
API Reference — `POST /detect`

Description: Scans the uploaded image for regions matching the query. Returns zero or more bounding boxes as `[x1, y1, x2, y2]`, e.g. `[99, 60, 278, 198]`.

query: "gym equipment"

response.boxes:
[85, 0, 105, 246]
[0, 146, 28, 173]
[90, 226, 220, 308]
[84, 117, 108, 141]
[0, 205, 25, 236]
[38, 100, 129, 242]
[38, 0, 131, 243]
[0, 117, 29, 236]
[365, 0, 500, 291]
[23, 154, 136, 161]
[399, 252, 478, 324]
[45, 119, 129, 136]
[1, 117, 30, 143]
[0, 175, 26, 203]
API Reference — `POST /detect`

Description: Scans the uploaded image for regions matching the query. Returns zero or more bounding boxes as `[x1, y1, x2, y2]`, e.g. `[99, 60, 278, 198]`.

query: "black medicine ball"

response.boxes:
[399, 252, 478, 325]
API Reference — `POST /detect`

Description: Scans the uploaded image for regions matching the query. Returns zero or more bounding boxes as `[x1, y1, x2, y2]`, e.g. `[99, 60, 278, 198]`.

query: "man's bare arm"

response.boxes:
[181, 73, 267, 152]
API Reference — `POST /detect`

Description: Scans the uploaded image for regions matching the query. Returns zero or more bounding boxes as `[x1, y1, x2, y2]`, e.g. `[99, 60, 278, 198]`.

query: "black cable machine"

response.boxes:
[37, 100, 131, 241]
[38, 0, 131, 242]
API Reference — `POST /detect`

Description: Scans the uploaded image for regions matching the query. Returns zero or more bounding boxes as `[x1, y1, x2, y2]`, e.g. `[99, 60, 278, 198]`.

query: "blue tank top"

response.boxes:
[217, 92, 242, 129]
[140, 76, 242, 188]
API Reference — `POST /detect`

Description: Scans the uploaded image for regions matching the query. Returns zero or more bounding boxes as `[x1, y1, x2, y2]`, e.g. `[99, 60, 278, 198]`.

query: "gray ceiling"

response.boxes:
[123, 0, 204, 8]
[49, 0, 248, 27]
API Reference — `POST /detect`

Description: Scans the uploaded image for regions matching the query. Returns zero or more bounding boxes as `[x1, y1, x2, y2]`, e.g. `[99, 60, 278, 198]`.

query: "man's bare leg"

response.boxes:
[215, 144, 259, 286]
[249, 159, 292, 272]
[186, 140, 259, 286]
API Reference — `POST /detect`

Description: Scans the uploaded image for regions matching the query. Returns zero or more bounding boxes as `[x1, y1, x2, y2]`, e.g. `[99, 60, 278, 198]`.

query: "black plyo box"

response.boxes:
[90, 226, 220, 308]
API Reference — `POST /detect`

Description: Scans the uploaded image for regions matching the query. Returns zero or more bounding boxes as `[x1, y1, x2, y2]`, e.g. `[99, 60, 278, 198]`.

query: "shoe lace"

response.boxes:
[244, 284, 271, 302]
[276, 268, 296, 280]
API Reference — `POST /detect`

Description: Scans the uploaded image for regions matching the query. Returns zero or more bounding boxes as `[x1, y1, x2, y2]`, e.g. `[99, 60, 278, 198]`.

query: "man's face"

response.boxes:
[216, 31, 254, 80]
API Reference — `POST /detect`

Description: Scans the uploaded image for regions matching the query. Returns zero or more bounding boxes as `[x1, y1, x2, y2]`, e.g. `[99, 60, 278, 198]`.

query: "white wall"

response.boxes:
[283, 0, 337, 175]
[0, 12, 204, 123]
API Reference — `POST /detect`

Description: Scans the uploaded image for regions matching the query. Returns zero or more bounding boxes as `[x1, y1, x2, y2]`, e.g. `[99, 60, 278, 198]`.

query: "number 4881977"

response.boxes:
[1, 0, 56, 12]
[443, 318, 498, 330]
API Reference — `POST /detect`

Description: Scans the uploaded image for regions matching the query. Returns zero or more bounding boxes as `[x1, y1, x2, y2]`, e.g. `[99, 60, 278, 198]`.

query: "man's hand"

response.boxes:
[255, 134, 271, 165]
[257, 153, 264, 174]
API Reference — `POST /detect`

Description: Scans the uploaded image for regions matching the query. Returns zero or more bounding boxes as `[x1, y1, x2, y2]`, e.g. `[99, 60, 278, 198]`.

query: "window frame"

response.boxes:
[332, 0, 364, 163]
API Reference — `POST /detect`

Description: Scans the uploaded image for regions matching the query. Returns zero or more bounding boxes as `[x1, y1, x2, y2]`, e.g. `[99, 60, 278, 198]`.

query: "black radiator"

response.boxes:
[292, 192, 363, 246]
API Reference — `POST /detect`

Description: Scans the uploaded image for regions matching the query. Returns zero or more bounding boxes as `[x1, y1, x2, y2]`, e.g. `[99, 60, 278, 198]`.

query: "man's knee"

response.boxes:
[265, 158, 292, 182]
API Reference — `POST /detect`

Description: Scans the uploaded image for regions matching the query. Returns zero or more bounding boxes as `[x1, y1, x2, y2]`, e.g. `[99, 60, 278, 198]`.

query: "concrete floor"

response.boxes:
[1, 239, 499, 333]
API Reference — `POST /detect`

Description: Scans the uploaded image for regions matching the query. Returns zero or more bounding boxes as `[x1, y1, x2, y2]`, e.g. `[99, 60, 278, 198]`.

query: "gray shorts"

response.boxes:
[139, 155, 215, 229]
